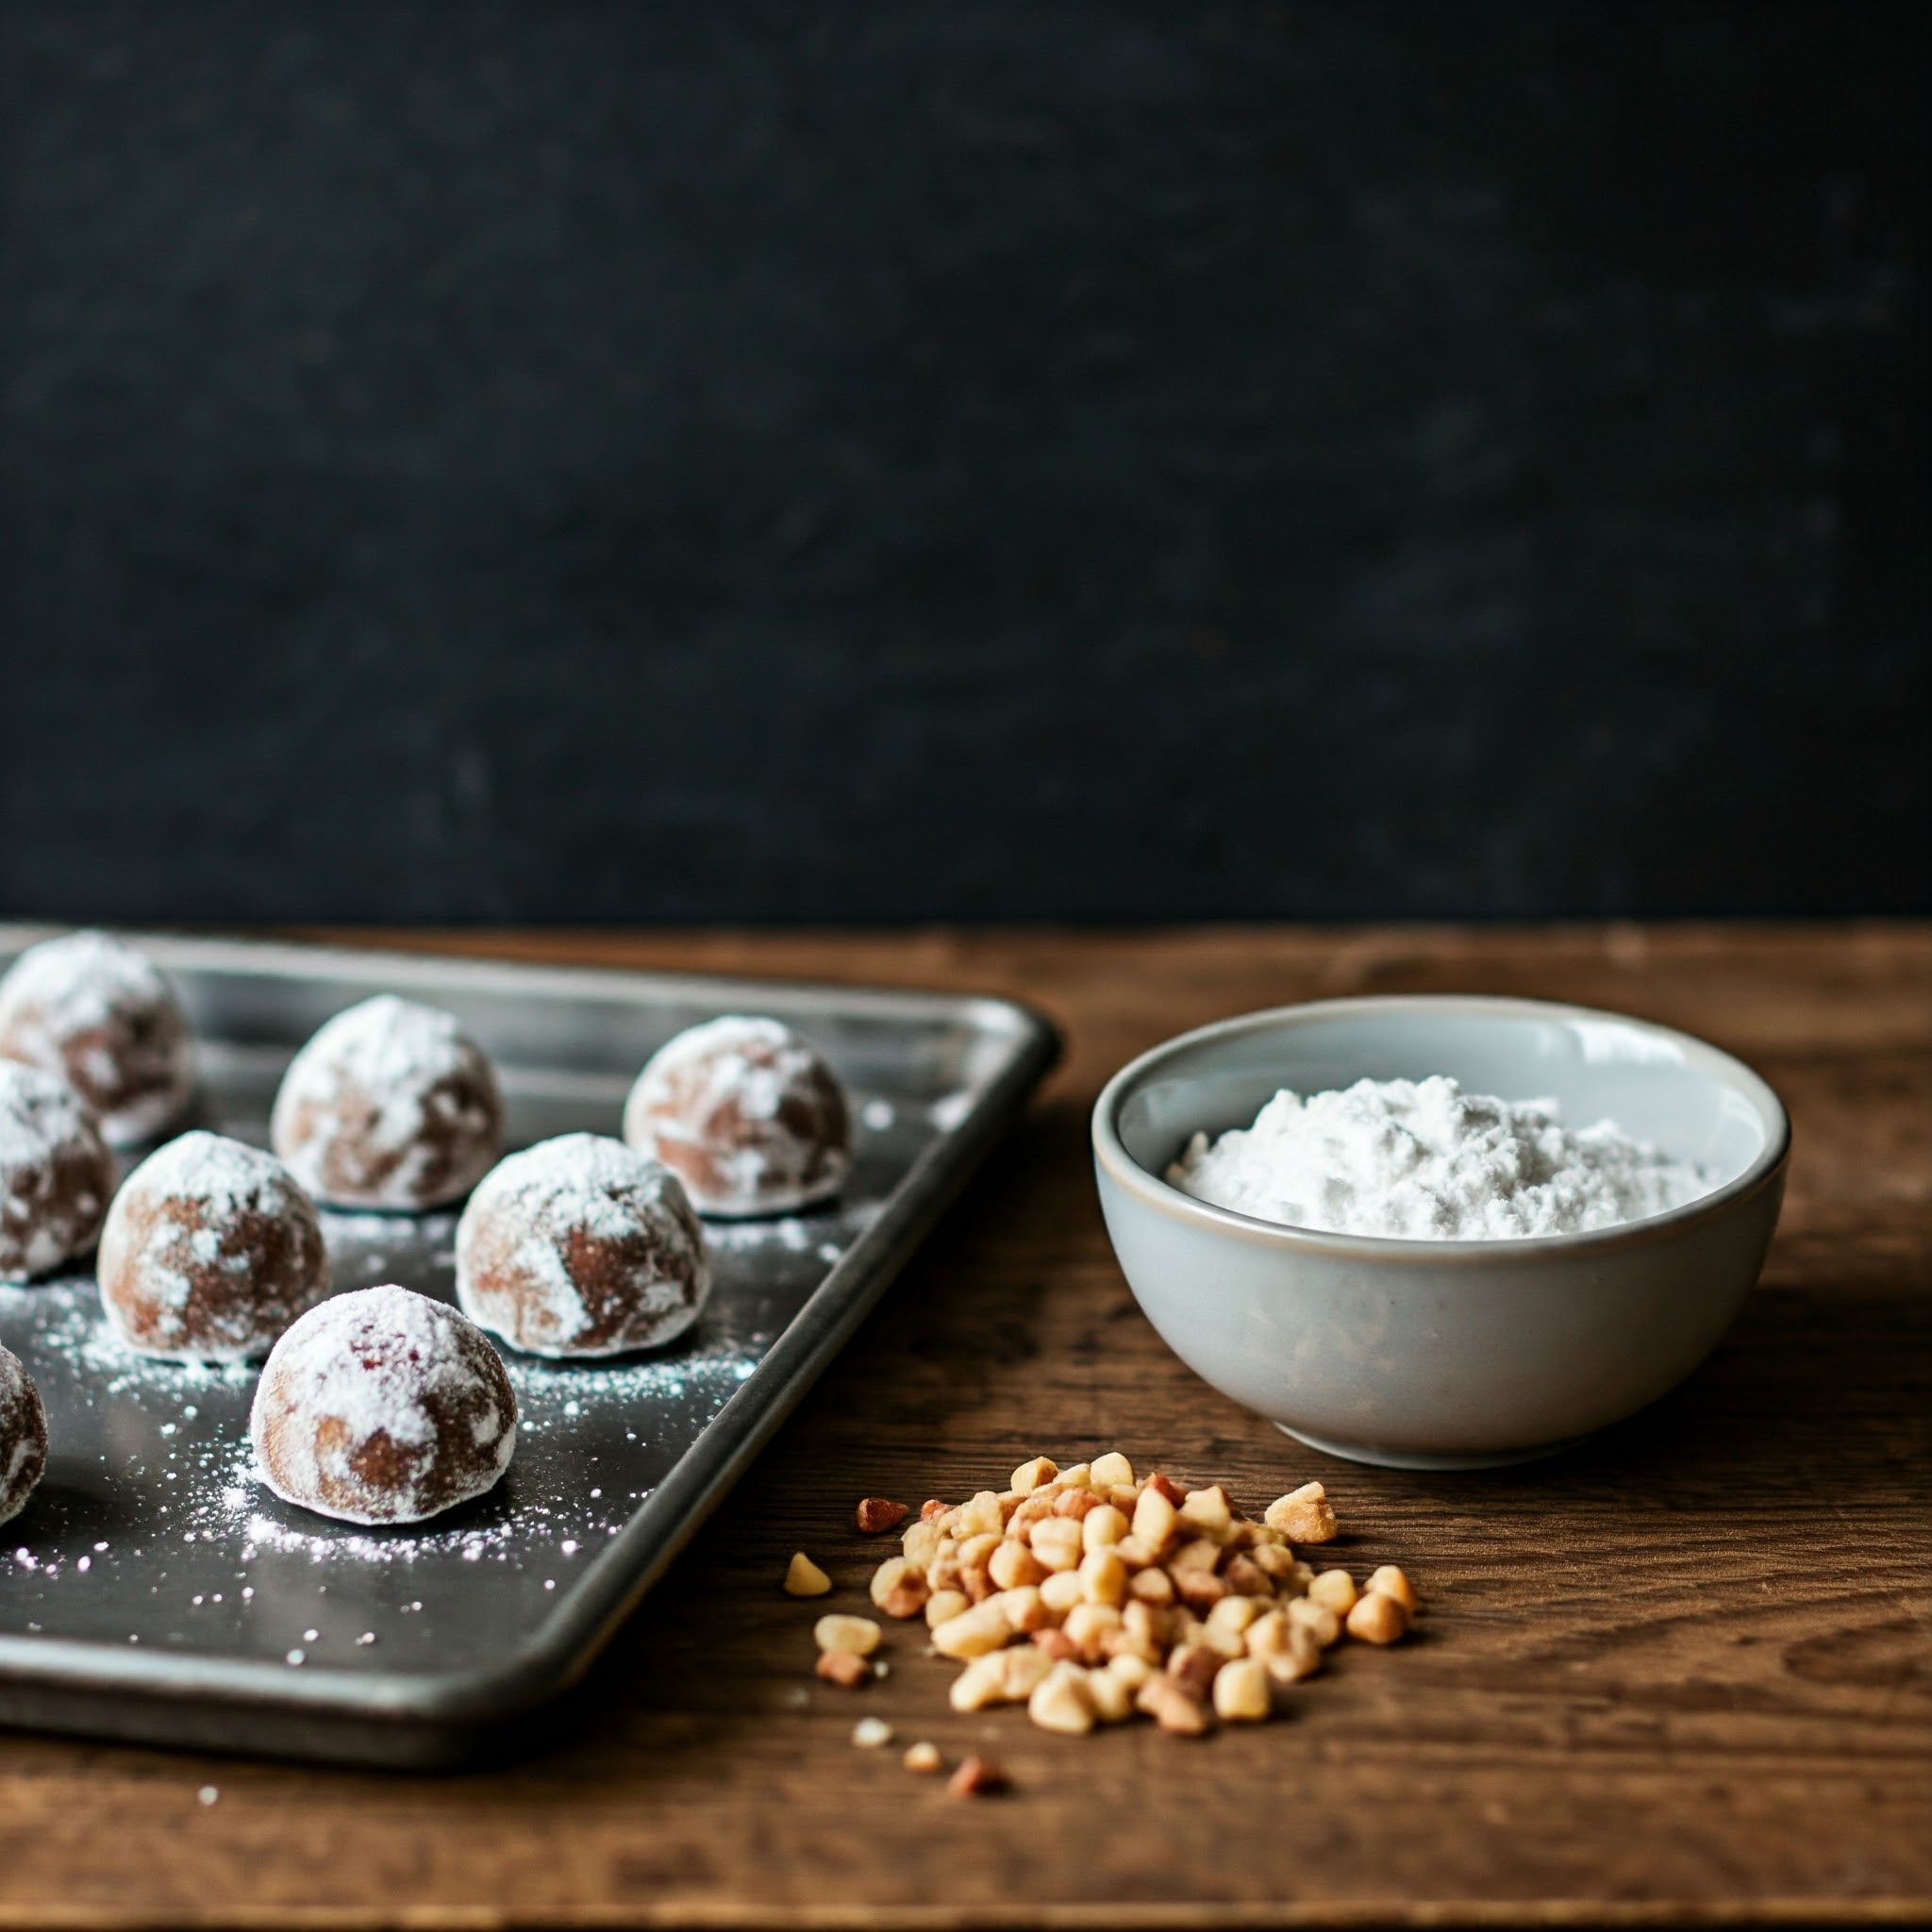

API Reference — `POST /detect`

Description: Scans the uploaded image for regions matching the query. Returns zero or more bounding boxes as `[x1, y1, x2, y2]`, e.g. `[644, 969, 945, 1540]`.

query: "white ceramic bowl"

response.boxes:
[1092, 995, 1789, 1469]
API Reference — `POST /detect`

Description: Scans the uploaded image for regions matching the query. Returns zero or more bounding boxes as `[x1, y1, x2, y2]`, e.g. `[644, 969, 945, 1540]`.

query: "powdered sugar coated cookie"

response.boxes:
[0, 1343, 48, 1528]
[623, 1016, 851, 1217]
[271, 996, 504, 1211]
[0, 1059, 114, 1281]
[251, 1283, 517, 1525]
[456, 1133, 709, 1357]
[0, 930, 194, 1145]
[97, 1130, 329, 1360]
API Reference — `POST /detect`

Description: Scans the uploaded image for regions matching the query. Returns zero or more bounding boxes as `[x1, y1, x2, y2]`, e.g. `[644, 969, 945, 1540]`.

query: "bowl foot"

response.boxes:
[1274, 1423, 1586, 1471]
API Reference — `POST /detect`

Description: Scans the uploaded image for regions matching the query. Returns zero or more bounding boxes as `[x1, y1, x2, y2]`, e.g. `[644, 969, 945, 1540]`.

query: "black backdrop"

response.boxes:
[2, 2, 1924, 923]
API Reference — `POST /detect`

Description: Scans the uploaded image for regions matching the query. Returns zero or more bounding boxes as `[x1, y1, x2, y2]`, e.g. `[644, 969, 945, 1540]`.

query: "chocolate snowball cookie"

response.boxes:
[456, 1133, 710, 1357]
[96, 1131, 330, 1360]
[0, 930, 194, 1146]
[622, 1015, 852, 1216]
[0, 1059, 114, 1282]
[0, 1343, 49, 1529]
[270, 995, 504, 1211]
[251, 1284, 517, 1525]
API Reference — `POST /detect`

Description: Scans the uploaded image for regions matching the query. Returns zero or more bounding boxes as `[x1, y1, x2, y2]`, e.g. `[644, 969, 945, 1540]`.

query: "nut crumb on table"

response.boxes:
[783, 1551, 832, 1596]
[948, 1754, 1005, 1798]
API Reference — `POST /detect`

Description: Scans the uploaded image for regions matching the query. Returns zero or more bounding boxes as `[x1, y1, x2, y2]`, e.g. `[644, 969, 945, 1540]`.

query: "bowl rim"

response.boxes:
[1091, 992, 1790, 1265]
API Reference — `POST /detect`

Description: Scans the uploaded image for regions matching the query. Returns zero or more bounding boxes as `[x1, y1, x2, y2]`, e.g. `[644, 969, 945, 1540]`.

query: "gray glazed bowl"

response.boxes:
[1092, 995, 1789, 1469]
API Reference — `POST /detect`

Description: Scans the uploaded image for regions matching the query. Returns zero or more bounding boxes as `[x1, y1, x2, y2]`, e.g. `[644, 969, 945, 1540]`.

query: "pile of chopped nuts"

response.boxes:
[793, 1454, 1421, 1756]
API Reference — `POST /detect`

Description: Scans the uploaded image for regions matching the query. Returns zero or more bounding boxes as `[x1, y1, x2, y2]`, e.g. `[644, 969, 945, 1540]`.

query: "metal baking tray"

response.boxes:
[0, 927, 1056, 1766]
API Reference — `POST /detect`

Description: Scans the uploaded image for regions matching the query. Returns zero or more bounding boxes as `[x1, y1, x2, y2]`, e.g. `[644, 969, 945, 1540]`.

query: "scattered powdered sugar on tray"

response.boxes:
[34, 1290, 259, 1398]
[161, 1333, 766, 1569]
[1168, 1074, 1712, 1241]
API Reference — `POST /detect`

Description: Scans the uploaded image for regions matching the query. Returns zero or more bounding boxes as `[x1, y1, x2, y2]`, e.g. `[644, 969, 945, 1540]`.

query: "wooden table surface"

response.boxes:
[2, 925, 1927, 1930]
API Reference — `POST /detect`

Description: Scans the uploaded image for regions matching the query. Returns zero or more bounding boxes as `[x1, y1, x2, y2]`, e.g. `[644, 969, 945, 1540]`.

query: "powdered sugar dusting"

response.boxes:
[121, 1131, 298, 1226]
[1168, 1074, 1712, 1241]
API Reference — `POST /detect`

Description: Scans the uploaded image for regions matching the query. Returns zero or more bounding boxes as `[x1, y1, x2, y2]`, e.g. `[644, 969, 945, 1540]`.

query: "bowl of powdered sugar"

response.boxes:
[1092, 996, 1789, 1468]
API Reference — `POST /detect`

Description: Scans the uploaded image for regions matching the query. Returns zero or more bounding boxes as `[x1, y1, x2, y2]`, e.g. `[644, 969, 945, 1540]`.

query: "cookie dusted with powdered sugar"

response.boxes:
[0, 1060, 114, 1282]
[270, 995, 504, 1211]
[622, 1016, 851, 1217]
[251, 1284, 517, 1525]
[456, 1133, 709, 1357]
[97, 1131, 329, 1360]
[0, 930, 195, 1146]
[0, 1343, 49, 1529]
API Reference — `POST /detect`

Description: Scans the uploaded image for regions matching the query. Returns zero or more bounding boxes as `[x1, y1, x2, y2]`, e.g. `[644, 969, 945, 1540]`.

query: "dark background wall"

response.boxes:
[1, 1, 1924, 924]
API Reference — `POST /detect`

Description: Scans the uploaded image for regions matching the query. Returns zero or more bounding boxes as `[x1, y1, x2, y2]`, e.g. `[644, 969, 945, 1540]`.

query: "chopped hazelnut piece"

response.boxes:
[1027, 1516, 1084, 1572]
[813, 1613, 881, 1657]
[783, 1552, 832, 1597]
[856, 1497, 909, 1535]
[1347, 1591, 1411, 1645]
[1135, 1674, 1209, 1737]
[1089, 1451, 1134, 1490]
[1264, 1481, 1339, 1545]
[1286, 1597, 1342, 1648]
[1040, 1569, 1085, 1613]
[930, 1598, 1013, 1658]
[1130, 1486, 1179, 1549]
[924, 1588, 970, 1629]
[869, 1557, 930, 1620]
[989, 1538, 1047, 1591]
[956, 1491, 1004, 1539]
[815, 1650, 870, 1689]
[1078, 1548, 1129, 1607]
[903, 1740, 943, 1774]
[1179, 1484, 1234, 1534]
[1028, 1660, 1097, 1735]
[1081, 1504, 1129, 1551]
[852, 1716, 893, 1748]
[1366, 1564, 1421, 1614]
[1307, 1569, 1357, 1616]
[1212, 1656, 1272, 1723]
[948, 1754, 1005, 1798]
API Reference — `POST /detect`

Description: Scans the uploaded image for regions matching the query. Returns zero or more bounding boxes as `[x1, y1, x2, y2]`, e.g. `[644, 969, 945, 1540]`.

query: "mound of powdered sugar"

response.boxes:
[1167, 1075, 1711, 1241]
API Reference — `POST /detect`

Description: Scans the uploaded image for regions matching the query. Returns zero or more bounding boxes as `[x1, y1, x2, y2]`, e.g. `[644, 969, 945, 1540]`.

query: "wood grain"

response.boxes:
[0, 925, 1926, 1929]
